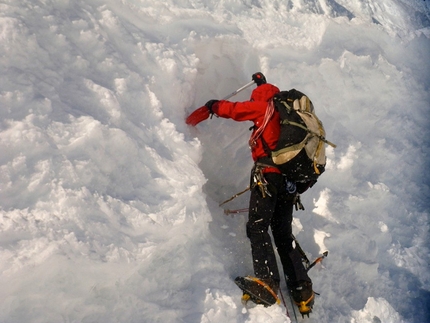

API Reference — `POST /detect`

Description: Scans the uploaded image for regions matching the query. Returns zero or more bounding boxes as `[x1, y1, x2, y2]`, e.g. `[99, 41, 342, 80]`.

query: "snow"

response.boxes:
[0, 0, 429, 322]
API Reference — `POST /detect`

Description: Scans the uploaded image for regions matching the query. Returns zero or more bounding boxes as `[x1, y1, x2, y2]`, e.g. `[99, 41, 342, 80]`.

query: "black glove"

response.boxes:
[252, 72, 267, 86]
[205, 99, 219, 114]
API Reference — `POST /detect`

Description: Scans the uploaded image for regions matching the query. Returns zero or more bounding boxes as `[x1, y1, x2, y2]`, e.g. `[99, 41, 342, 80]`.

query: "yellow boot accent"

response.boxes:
[295, 292, 315, 317]
[241, 293, 251, 305]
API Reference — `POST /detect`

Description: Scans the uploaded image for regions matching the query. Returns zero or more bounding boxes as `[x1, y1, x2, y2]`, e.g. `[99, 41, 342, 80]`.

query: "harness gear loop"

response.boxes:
[293, 193, 305, 211]
[251, 165, 272, 198]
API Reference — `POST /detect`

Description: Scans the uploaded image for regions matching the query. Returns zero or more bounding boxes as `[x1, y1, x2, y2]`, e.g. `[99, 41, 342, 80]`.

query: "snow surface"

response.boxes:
[1, 0, 429, 322]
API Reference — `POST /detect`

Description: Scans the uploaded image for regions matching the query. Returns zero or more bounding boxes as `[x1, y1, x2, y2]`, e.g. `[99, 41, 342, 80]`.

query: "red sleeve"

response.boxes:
[212, 100, 264, 122]
[211, 99, 280, 162]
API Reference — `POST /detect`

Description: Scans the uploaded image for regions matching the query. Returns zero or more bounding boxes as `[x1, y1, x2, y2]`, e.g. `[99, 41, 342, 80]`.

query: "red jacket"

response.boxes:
[212, 84, 281, 172]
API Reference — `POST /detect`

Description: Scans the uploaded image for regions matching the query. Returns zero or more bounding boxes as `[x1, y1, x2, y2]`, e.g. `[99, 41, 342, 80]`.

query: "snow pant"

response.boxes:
[246, 172, 312, 284]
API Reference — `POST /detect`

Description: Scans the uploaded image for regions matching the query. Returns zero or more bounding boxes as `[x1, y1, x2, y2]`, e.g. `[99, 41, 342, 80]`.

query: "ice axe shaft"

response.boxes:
[185, 80, 255, 126]
[221, 81, 255, 100]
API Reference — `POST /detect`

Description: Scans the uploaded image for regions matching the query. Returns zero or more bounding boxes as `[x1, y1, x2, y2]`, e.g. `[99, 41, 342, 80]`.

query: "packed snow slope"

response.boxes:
[1, 0, 429, 322]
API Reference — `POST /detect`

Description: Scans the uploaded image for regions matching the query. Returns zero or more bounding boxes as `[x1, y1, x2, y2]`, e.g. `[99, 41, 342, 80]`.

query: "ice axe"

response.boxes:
[220, 80, 256, 100]
[185, 80, 255, 126]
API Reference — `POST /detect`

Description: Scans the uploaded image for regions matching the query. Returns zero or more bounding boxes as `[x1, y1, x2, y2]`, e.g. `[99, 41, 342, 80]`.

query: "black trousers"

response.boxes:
[246, 172, 311, 284]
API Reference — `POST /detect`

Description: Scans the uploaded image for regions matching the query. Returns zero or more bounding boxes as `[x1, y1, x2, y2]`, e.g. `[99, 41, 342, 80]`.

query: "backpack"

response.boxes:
[266, 89, 336, 182]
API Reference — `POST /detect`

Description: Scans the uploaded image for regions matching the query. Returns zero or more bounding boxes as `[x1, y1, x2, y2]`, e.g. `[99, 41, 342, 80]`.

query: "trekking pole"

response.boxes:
[219, 186, 250, 207]
[221, 81, 255, 100]
[224, 208, 249, 215]
[307, 251, 329, 272]
[292, 234, 329, 272]
[292, 234, 311, 267]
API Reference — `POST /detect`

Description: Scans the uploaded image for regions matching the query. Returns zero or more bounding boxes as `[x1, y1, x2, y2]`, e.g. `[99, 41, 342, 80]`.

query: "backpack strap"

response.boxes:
[271, 133, 313, 166]
[259, 132, 273, 157]
[281, 118, 336, 148]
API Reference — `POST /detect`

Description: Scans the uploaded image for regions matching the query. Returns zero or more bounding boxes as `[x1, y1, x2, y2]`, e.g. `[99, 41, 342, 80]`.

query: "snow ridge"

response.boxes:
[1, 0, 429, 322]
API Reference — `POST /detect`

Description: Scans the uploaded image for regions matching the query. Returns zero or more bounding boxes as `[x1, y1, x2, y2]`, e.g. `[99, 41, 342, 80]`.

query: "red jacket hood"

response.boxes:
[250, 83, 280, 102]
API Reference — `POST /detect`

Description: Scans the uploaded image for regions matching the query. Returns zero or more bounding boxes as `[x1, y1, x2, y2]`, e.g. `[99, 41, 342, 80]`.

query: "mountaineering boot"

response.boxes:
[288, 280, 315, 317]
[235, 276, 280, 307]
